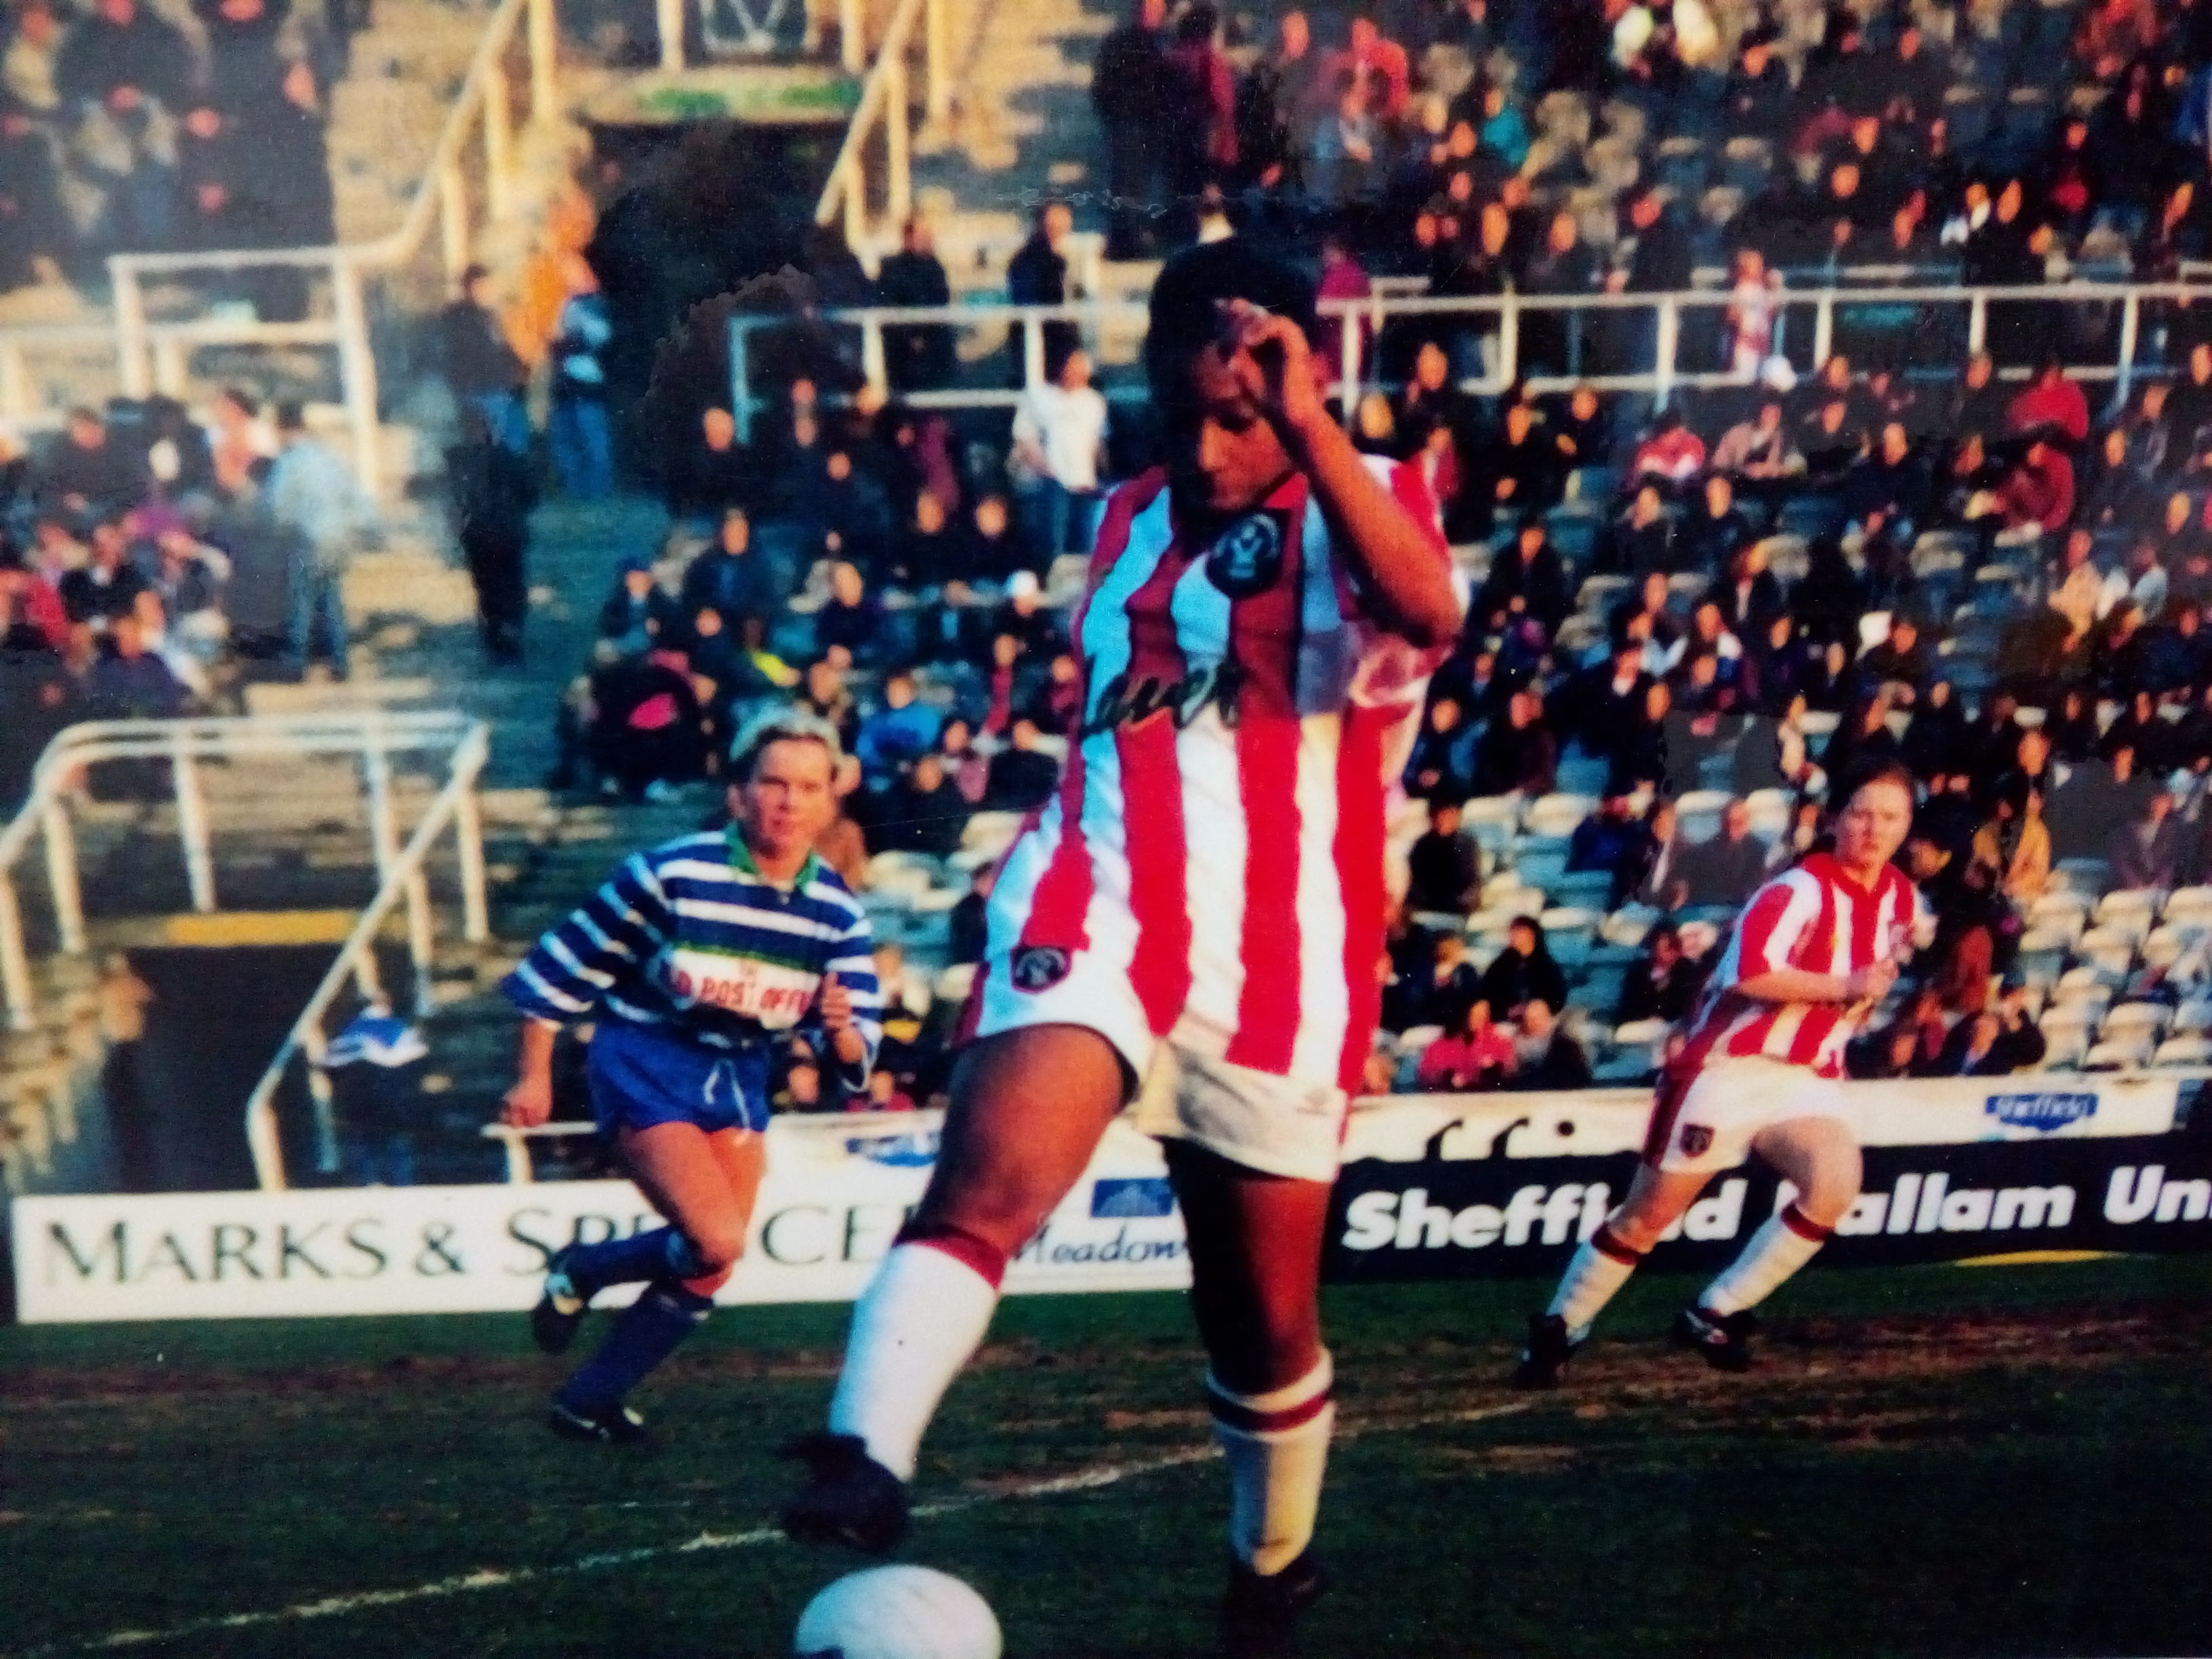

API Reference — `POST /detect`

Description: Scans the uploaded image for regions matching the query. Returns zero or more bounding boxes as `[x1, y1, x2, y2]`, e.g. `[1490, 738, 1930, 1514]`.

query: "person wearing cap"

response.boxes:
[501, 707, 883, 1443]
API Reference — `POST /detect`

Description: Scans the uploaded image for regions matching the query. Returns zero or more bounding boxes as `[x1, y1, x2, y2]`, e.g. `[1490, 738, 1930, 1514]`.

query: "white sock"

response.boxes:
[1208, 1352, 1334, 1577]
[1547, 1225, 1643, 1342]
[827, 1242, 1001, 1481]
[1700, 1204, 1830, 1317]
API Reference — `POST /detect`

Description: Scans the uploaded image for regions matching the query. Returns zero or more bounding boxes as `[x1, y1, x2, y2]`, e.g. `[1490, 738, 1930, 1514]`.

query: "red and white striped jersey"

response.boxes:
[989, 456, 1456, 1092]
[1673, 853, 1931, 1080]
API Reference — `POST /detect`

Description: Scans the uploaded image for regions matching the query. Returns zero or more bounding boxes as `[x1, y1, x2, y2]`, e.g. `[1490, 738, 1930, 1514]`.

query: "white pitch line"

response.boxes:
[16, 1400, 1532, 1658]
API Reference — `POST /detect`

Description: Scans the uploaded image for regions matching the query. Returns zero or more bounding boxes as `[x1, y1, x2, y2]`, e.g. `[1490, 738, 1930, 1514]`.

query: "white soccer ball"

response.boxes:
[794, 1565, 1002, 1659]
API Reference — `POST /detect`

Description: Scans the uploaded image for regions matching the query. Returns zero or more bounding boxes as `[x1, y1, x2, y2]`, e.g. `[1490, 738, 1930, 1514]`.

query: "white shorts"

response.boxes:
[964, 939, 1351, 1186]
[1643, 1055, 1849, 1176]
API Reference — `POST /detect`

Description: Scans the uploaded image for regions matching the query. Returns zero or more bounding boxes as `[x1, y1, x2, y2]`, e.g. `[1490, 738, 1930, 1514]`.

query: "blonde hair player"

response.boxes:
[1514, 761, 1929, 1385]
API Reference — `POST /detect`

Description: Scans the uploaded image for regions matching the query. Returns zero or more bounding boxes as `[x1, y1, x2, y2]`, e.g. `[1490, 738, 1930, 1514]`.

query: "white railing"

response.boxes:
[0, 0, 559, 495]
[243, 718, 491, 1190]
[0, 712, 491, 1038]
[813, 0, 951, 258]
[729, 276, 2210, 437]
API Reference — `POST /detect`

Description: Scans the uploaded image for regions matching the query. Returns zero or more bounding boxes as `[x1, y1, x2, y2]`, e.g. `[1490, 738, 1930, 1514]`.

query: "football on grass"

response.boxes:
[794, 1565, 1003, 1659]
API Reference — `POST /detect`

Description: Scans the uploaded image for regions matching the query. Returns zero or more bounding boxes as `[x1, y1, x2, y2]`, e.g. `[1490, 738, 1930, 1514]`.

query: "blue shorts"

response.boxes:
[586, 1022, 769, 1138]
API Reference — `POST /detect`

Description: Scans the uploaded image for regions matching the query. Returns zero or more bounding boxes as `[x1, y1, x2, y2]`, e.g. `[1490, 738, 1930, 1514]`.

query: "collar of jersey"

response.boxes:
[724, 823, 820, 893]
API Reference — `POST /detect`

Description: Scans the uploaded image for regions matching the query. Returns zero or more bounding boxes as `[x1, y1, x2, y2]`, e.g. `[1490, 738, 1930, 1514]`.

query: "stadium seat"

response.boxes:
[2155, 1036, 2212, 1067]
[1541, 905, 1602, 951]
[1523, 792, 1599, 841]
[1549, 869, 1616, 910]
[2163, 886, 2212, 934]
[2101, 1003, 2172, 1046]
[2024, 893, 2087, 946]
[2073, 928, 2138, 984]
[1744, 788, 1792, 841]
[2084, 1037, 2152, 1071]
[933, 963, 977, 1004]
[2036, 1018, 2091, 1069]
[2140, 927, 2191, 975]
[2173, 997, 2212, 1036]
[2093, 890, 2158, 943]
[1600, 905, 1658, 949]
[1462, 795, 1523, 855]
[2047, 970, 2112, 1015]
[1673, 788, 1732, 840]
[2052, 857, 2114, 898]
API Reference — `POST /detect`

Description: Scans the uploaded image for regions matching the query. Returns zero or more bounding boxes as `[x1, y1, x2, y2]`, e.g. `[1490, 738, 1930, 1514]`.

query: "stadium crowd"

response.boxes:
[0, 390, 377, 807]
[0, 0, 338, 308]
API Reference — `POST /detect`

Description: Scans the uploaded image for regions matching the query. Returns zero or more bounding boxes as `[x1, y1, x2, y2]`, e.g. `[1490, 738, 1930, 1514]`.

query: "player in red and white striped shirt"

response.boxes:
[1516, 760, 1927, 1385]
[784, 241, 1463, 1644]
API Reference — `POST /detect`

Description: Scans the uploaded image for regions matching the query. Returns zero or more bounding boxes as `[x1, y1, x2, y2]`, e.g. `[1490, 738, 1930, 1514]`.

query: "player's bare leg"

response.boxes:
[546, 1122, 764, 1441]
[783, 1024, 1129, 1549]
[1673, 1117, 1860, 1368]
[1166, 1143, 1334, 1656]
[1513, 1162, 1708, 1389]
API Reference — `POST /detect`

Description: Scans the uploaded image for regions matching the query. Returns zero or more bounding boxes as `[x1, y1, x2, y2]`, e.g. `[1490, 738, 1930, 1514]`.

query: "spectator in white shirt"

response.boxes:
[1011, 346, 1110, 575]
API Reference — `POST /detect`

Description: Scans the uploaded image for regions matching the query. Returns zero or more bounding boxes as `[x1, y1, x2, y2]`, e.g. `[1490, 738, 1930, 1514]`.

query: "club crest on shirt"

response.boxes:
[1010, 945, 1072, 993]
[1206, 512, 1284, 599]
[1678, 1123, 1715, 1158]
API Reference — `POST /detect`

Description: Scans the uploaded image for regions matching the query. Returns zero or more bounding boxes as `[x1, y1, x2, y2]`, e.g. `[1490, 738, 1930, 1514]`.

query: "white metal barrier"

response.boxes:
[242, 718, 491, 1191]
[0, 712, 491, 1038]
[728, 276, 2211, 437]
[813, 0, 951, 257]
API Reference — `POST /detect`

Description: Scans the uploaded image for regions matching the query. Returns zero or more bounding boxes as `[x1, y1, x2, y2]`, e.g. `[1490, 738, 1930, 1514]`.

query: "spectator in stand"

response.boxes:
[1631, 409, 1707, 493]
[1521, 209, 1597, 377]
[1007, 201, 1077, 381]
[39, 407, 143, 520]
[1162, 4, 1236, 232]
[599, 555, 678, 654]
[0, 579, 73, 808]
[2009, 358, 2091, 450]
[984, 716, 1059, 812]
[680, 510, 774, 632]
[264, 401, 376, 681]
[1723, 247, 1783, 377]
[438, 266, 529, 456]
[669, 409, 753, 525]
[2109, 784, 2184, 890]
[949, 864, 994, 966]
[446, 406, 537, 667]
[1474, 521, 1571, 636]
[1678, 472, 1752, 575]
[1407, 800, 1483, 914]
[873, 752, 969, 860]
[1092, 0, 1169, 259]
[58, 517, 149, 638]
[84, 606, 185, 720]
[206, 386, 273, 499]
[586, 640, 705, 802]
[1011, 346, 1109, 571]
[1472, 687, 1558, 797]
[1568, 790, 1659, 908]
[1999, 431, 2074, 537]
[815, 560, 884, 663]
[1507, 997, 1591, 1090]
[1971, 787, 2052, 908]
[1603, 481, 1675, 577]
[1405, 693, 1479, 802]
[856, 670, 941, 779]
[0, 86, 64, 291]
[1675, 798, 1769, 909]
[549, 255, 614, 500]
[1416, 997, 1513, 1091]
[1481, 916, 1568, 1016]
[1616, 921, 1701, 1023]
[866, 214, 954, 394]
[56, 0, 188, 255]
[1934, 997, 2048, 1076]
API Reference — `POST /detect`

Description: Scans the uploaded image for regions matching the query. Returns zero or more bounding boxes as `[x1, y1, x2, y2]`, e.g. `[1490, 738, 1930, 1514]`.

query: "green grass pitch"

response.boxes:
[5, 1254, 2212, 1657]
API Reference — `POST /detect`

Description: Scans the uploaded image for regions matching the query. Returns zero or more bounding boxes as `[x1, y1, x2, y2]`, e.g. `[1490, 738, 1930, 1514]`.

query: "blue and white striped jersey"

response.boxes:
[501, 828, 883, 1079]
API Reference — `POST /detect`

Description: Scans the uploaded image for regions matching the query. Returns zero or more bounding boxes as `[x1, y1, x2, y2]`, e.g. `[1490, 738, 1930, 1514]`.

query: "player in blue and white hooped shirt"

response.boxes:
[499, 708, 882, 1443]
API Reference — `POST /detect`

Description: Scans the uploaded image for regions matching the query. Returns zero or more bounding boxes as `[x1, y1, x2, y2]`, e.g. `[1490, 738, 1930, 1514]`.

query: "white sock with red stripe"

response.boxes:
[1207, 1353, 1335, 1578]
[1546, 1224, 1645, 1343]
[828, 1235, 1004, 1481]
[1699, 1203, 1832, 1317]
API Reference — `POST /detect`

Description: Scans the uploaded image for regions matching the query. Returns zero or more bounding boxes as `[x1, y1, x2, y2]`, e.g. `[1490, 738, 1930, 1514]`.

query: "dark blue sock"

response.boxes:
[564, 1226, 686, 1296]
[556, 1279, 714, 1416]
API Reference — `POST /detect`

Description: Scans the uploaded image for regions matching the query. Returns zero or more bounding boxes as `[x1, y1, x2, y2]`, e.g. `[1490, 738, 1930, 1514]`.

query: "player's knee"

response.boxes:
[1603, 1205, 1671, 1256]
[687, 1218, 748, 1273]
[925, 1172, 1061, 1257]
[1796, 1166, 1862, 1230]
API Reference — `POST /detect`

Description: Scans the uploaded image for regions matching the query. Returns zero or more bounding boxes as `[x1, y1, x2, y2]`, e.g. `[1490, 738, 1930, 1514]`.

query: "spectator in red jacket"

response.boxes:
[2007, 357, 2091, 449]
[1999, 432, 2076, 535]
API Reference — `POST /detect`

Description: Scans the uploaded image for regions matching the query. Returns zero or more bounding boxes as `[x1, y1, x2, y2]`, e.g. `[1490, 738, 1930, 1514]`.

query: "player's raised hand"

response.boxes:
[502, 1071, 554, 1128]
[819, 971, 854, 1033]
[1218, 299, 1326, 441]
[1844, 958, 1899, 1005]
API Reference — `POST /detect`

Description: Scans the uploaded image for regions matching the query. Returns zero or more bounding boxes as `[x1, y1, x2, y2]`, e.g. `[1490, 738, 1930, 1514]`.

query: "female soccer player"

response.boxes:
[499, 709, 881, 1441]
[781, 241, 1463, 1654]
[1514, 760, 1925, 1387]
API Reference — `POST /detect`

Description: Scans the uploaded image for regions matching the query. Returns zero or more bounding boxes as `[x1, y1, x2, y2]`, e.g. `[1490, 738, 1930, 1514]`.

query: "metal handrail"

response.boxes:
[0, 712, 489, 1034]
[244, 720, 491, 1190]
[813, 0, 951, 260]
[729, 274, 2207, 433]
